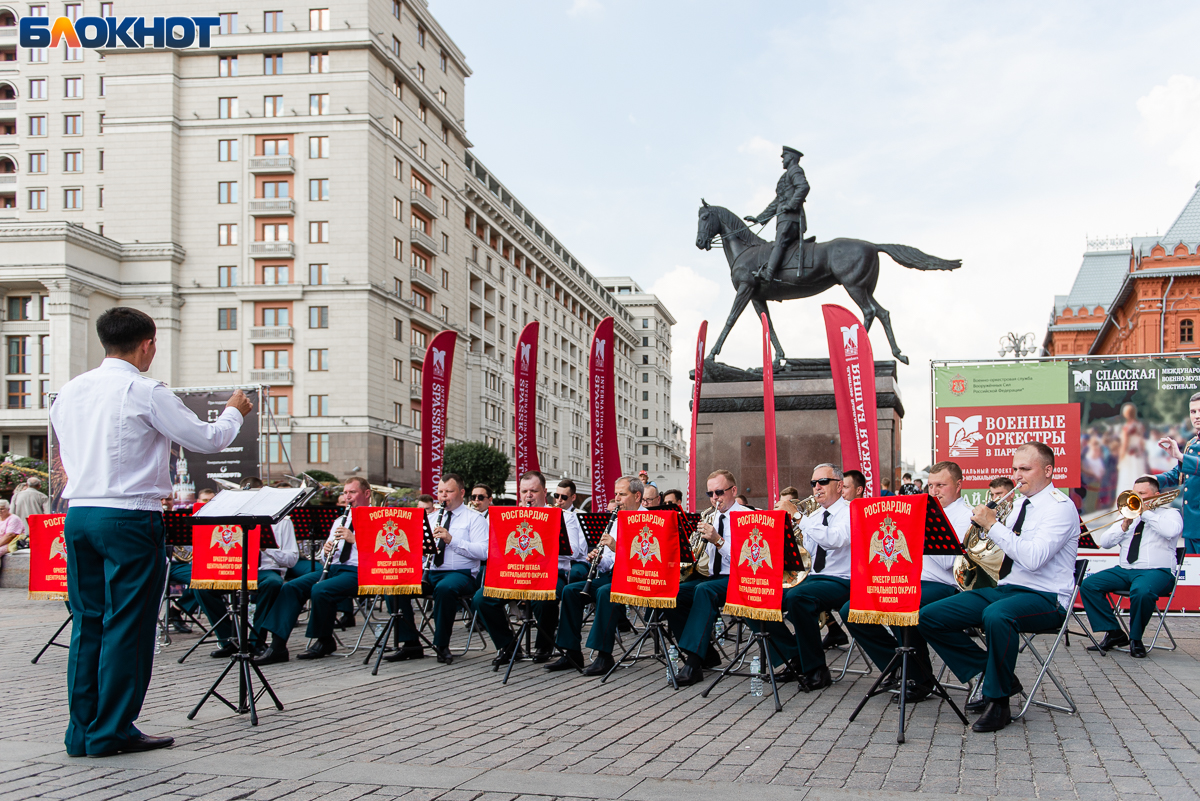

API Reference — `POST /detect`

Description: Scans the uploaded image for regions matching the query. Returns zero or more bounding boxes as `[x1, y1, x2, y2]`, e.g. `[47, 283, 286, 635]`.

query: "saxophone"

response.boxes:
[953, 485, 1020, 591]
[782, 495, 818, 588]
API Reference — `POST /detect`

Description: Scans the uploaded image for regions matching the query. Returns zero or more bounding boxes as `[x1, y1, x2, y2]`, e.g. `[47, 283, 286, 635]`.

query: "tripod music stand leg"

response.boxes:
[32, 613, 73, 664]
[188, 656, 238, 720]
[700, 631, 754, 697]
[896, 647, 909, 744]
[367, 615, 397, 675]
[178, 610, 232, 664]
[848, 650, 902, 723]
[249, 659, 284, 711]
[762, 635, 783, 713]
[502, 619, 533, 685]
[241, 659, 259, 726]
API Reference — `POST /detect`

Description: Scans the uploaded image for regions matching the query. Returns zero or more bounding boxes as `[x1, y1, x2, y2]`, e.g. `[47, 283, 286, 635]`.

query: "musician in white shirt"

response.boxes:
[423, 474, 489, 663]
[920, 442, 1080, 733]
[1081, 475, 1183, 658]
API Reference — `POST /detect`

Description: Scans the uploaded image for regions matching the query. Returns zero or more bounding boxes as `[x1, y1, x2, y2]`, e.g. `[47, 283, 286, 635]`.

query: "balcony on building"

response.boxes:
[249, 326, 294, 343]
[409, 226, 437, 254]
[249, 241, 295, 259]
[249, 369, 294, 384]
[248, 155, 295, 174]
[410, 189, 438, 218]
[410, 345, 426, 362]
[409, 384, 422, 400]
[249, 198, 295, 216]
[410, 266, 439, 293]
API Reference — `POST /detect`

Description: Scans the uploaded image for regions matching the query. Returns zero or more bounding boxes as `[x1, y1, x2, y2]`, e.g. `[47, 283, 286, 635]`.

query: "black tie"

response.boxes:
[998, 501, 1028, 580]
[433, 509, 451, 567]
[1127, 520, 1144, 564]
[712, 514, 724, 575]
[814, 511, 829, 573]
[338, 516, 353, 563]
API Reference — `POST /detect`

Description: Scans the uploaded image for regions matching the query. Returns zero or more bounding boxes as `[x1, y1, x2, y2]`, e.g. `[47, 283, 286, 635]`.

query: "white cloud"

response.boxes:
[1137, 75, 1200, 175]
[737, 135, 779, 156]
[567, 0, 602, 17]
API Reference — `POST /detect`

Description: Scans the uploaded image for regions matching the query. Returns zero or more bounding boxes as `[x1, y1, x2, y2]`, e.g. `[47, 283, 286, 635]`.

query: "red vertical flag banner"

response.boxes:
[353, 506, 426, 595]
[609, 510, 680, 608]
[847, 495, 926, 626]
[482, 507, 562, 600]
[421, 330, 458, 495]
[722, 510, 785, 621]
[822, 304, 881, 497]
[589, 317, 622, 511]
[688, 320, 707, 513]
[761, 313, 780, 505]
[27, 513, 68, 600]
[190, 523, 260, 590]
[514, 321, 540, 478]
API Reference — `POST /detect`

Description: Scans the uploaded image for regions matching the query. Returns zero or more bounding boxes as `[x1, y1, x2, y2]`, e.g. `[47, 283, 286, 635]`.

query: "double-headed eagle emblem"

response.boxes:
[629, 526, 662, 566]
[738, 527, 773, 574]
[505, 521, 544, 561]
[374, 518, 410, 558]
[49, 535, 67, 563]
[868, 516, 910, 571]
[210, 524, 242, 554]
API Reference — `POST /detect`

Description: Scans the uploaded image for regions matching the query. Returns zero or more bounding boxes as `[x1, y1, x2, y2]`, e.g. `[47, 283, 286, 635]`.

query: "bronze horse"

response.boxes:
[695, 201, 961, 365]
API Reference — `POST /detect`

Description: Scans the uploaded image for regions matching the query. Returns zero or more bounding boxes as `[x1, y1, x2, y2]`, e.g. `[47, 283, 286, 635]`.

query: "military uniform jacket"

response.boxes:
[1156, 436, 1200, 538]
[755, 164, 810, 226]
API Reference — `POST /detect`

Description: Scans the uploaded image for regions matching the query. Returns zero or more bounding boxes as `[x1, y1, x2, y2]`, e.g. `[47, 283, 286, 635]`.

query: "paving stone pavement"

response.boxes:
[2, 587, 1199, 800]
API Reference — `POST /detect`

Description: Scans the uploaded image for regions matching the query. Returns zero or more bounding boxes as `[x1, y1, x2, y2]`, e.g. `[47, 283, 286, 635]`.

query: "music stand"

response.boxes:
[847, 499, 970, 743]
[700, 516, 806, 713]
[289, 506, 344, 562]
[601, 512, 696, 689]
[577, 512, 611, 550]
[187, 485, 314, 726]
[31, 607, 72, 664]
[496, 513, 574, 683]
[363, 515, 438, 675]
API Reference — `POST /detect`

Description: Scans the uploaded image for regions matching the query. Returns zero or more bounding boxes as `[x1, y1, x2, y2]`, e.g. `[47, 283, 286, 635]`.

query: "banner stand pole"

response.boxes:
[30, 612, 73, 664]
[599, 608, 682, 690]
[699, 626, 786, 713]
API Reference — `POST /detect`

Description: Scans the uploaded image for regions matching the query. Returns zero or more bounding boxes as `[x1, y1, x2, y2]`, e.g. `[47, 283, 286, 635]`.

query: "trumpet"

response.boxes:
[1080, 487, 1181, 532]
[953, 482, 1021, 591]
[580, 507, 619, 599]
[782, 496, 818, 588]
[681, 506, 716, 582]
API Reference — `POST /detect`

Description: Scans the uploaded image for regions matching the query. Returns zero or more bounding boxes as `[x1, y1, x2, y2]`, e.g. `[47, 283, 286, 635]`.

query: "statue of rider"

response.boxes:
[745, 146, 809, 284]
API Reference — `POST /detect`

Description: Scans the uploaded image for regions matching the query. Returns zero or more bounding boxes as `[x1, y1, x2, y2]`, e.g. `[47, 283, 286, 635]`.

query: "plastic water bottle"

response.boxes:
[714, 617, 726, 645]
[668, 645, 679, 681]
[750, 655, 764, 697]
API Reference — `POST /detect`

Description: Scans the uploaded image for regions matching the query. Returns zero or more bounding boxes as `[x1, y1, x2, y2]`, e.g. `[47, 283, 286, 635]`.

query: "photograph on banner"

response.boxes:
[1068, 357, 1200, 515]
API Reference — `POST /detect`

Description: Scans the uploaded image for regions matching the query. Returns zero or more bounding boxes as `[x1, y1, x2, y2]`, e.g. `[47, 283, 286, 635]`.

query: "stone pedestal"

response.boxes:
[0, 550, 29, 589]
[691, 359, 903, 508]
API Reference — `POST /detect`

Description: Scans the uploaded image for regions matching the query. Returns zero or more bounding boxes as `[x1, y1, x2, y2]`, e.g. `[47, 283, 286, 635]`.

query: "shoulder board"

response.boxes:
[1049, 489, 1069, 503]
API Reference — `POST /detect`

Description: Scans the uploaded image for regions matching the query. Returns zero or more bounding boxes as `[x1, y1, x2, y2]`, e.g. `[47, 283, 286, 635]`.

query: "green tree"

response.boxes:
[442, 441, 510, 497]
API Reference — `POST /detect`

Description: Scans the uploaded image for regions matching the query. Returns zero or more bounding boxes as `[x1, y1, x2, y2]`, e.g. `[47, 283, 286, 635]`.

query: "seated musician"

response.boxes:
[194, 478, 299, 658]
[754, 463, 853, 691]
[662, 489, 685, 507]
[1081, 475, 1182, 658]
[989, 476, 1015, 503]
[254, 476, 371, 663]
[470, 484, 493, 518]
[672, 469, 750, 686]
[545, 476, 643, 675]
[919, 441, 1080, 732]
[842, 461, 971, 701]
[164, 488, 214, 633]
[422, 474, 490, 663]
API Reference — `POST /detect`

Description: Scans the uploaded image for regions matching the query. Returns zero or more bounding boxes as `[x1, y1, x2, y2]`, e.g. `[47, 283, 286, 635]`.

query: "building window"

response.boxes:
[441, 269, 449, 289]
[309, 395, 329, 416]
[309, 348, 329, 371]
[417, 25, 426, 47]
[309, 8, 329, 31]
[642, 391, 649, 401]
[439, 305, 448, 322]
[1182, 319, 1195, 344]
[63, 188, 82, 209]
[219, 97, 237, 118]
[309, 136, 329, 158]
[6, 381, 30, 409]
[262, 180, 288, 198]
[411, 250, 429, 273]
[642, 373, 648, 383]
[309, 306, 328, 328]
[441, 125, 448, 144]
[440, 160, 449, 179]
[264, 53, 283, 75]
[218, 308, 237, 330]
[262, 264, 289, 284]
[392, 438, 404, 468]
[393, 116, 402, 137]
[262, 223, 288, 242]
[261, 349, 288, 369]
[309, 179, 329, 201]
[394, 237, 402, 259]
[393, 0, 401, 20]
[410, 290, 428, 311]
[64, 77, 82, 98]
[393, 358, 402, 381]
[394, 157, 402, 178]
[418, 140, 426, 160]
[307, 433, 330, 463]
[98, 113, 105, 133]
[29, 78, 46, 99]
[218, 223, 238, 245]
[39, 335, 49, 374]
[266, 433, 291, 464]
[218, 266, 238, 287]
[99, 76, 105, 96]
[63, 151, 82, 172]
[309, 93, 329, 115]
[438, 87, 446, 105]
[98, 150, 104, 171]
[411, 410, 421, 430]
[410, 212, 430, 235]
[642, 319, 649, 328]
[309, 221, 329, 243]
[27, 189, 45, 212]
[219, 139, 238, 161]
[642, 355, 649, 365]
[219, 12, 238, 35]
[418, 103, 427, 124]
[217, 350, 239, 373]
[218, 181, 238, 203]
[64, 114, 81, 135]
[309, 263, 329, 285]
[391, 36, 400, 56]
[219, 56, 237, 77]
[264, 10, 283, 32]
[264, 95, 283, 117]
[262, 137, 289, 155]
[65, 47, 82, 61]
[310, 51, 329, 73]
[440, 50, 447, 71]
[29, 48, 47, 63]
[394, 318, 403, 341]
[29, 116, 46, 136]
[412, 329, 427, 348]
[262, 307, 289, 326]
[97, 186, 104, 208]
[7, 336, 29, 374]
[440, 233, 449, 254]
[411, 365, 422, 385]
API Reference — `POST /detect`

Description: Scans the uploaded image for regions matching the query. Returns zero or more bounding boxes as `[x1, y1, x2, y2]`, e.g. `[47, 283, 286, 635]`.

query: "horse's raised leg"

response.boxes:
[751, 298, 786, 363]
[708, 284, 755, 359]
[845, 286, 909, 366]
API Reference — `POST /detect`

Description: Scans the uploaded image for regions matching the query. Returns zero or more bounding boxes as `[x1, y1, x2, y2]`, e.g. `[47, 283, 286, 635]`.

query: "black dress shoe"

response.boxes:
[336, 612, 356, 629]
[545, 650, 584, 672]
[296, 638, 337, 659]
[1129, 639, 1147, 658]
[252, 642, 289, 665]
[209, 642, 237, 659]
[170, 619, 193, 634]
[674, 663, 704, 687]
[491, 643, 522, 670]
[1087, 630, 1130, 652]
[821, 623, 850, 649]
[798, 665, 832, 692]
[893, 679, 934, 704]
[582, 652, 615, 676]
[966, 676, 1022, 713]
[971, 698, 1012, 732]
[383, 645, 425, 662]
[616, 615, 635, 633]
[436, 646, 454, 665]
[775, 658, 804, 683]
[531, 648, 553, 664]
[89, 733, 175, 757]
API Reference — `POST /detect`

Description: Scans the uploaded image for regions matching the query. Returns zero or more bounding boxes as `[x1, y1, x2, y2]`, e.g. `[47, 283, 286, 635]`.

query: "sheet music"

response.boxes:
[193, 487, 308, 519]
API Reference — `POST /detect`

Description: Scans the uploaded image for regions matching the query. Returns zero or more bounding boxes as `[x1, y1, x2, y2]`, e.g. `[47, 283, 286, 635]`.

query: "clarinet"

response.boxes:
[579, 509, 619, 599]
[432, 501, 449, 567]
[321, 510, 352, 580]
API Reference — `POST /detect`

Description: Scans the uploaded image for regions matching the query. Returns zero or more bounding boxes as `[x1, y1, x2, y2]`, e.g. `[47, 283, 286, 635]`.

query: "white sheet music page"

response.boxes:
[193, 487, 307, 519]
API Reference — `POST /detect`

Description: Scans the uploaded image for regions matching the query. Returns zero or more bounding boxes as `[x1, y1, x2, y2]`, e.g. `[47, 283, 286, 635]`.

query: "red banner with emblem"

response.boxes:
[823, 304, 881, 497]
[722, 510, 785, 622]
[482, 507, 562, 601]
[514, 321, 540, 478]
[609, 510, 680, 608]
[847, 495, 926, 626]
[27, 513, 68, 600]
[421, 329, 458, 495]
[353, 506, 425, 595]
[589, 317, 622, 511]
[190, 522, 259, 591]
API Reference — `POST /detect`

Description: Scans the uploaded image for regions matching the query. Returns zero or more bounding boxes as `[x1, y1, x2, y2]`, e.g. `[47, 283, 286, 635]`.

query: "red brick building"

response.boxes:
[1045, 180, 1200, 356]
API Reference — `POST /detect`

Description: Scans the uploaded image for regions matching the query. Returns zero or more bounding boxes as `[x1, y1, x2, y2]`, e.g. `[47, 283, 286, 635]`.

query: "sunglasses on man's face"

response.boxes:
[471, 494, 489, 501]
[553, 493, 572, 501]
[810, 478, 836, 487]
[706, 487, 731, 498]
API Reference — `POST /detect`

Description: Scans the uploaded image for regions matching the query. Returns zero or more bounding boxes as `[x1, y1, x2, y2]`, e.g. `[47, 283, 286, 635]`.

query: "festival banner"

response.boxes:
[761, 313, 780, 505]
[688, 320, 707, 513]
[847, 495, 927, 626]
[822, 305, 881, 497]
[190, 522, 259, 590]
[27, 513, 68, 600]
[722, 510, 785, 622]
[514, 321, 540, 478]
[421, 329, 458, 495]
[482, 506, 562, 600]
[589, 317, 622, 510]
[935, 403, 1080, 489]
[609, 510, 680, 608]
[353, 506, 425, 595]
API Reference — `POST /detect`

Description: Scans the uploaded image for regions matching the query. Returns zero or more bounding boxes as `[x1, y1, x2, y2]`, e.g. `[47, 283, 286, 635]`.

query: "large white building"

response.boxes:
[0, 0, 681, 492]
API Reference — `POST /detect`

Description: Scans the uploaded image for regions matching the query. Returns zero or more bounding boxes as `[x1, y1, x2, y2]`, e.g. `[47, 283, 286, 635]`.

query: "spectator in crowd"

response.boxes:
[914, 478, 925, 493]
[880, 478, 895, 497]
[899, 473, 918, 495]
[13, 476, 50, 518]
[735, 493, 754, 509]
[0, 499, 28, 553]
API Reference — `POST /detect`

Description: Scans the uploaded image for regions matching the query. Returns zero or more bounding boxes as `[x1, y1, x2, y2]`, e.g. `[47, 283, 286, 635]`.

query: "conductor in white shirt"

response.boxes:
[49, 308, 250, 758]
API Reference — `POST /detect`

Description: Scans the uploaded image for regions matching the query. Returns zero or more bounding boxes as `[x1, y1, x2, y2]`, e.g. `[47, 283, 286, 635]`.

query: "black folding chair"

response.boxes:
[1015, 559, 1088, 720]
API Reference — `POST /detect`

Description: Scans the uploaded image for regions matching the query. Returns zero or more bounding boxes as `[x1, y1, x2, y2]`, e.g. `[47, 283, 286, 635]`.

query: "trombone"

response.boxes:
[1080, 487, 1181, 533]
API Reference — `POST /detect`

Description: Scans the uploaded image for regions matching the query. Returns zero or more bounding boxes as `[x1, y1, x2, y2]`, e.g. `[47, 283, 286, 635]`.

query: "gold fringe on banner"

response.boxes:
[721, 603, 782, 622]
[359, 584, 422, 596]
[610, 592, 676, 609]
[28, 591, 68, 601]
[847, 610, 920, 626]
[482, 587, 558, 601]
[189, 580, 257, 591]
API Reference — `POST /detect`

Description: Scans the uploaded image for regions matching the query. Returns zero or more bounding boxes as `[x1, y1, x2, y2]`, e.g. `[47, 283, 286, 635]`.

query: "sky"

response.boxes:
[430, 0, 1200, 469]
